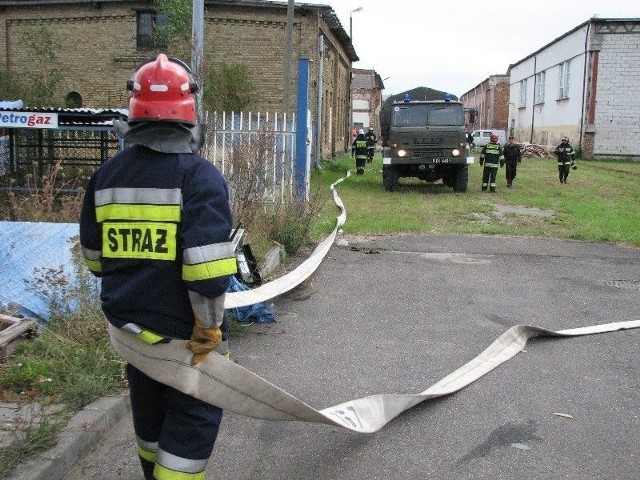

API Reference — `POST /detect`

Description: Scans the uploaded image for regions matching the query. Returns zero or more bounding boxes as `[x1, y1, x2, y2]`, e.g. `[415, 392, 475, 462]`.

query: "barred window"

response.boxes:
[535, 71, 545, 104]
[558, 60, 571, 100]
[137, 10, 167, 50]
[518, 79, 527, 108]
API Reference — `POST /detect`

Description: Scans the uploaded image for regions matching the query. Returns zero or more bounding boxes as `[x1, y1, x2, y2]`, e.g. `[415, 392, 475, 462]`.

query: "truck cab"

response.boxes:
[381, 94, 474, 192]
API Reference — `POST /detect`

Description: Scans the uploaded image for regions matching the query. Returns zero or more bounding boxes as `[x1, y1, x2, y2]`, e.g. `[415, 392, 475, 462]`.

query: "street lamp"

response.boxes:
[349, 7, 363, 138]
[349, 7, 363, 40]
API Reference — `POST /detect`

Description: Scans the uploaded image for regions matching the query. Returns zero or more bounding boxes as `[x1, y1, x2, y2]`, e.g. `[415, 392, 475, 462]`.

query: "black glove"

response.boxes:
[479, 160, 484, 167]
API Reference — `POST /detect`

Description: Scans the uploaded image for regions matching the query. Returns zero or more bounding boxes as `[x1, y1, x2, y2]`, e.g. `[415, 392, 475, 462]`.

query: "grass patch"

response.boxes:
[311, 153, 640, 248]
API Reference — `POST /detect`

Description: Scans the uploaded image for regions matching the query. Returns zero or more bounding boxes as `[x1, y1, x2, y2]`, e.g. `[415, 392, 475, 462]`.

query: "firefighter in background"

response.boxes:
[503, 136, 522, 188]
[352, 129, 368, 174]
[365, 126, 377, 163]
[479, 133, 504, 192]
[80, 54, 237, 480]
[554, 136, 576, 184]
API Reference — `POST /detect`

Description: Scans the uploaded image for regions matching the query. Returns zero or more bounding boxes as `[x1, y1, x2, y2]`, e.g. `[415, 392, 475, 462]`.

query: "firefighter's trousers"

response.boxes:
[482, 163, 499, 192]
[558, 162, 571, 183]
[127, 364, 223, 480]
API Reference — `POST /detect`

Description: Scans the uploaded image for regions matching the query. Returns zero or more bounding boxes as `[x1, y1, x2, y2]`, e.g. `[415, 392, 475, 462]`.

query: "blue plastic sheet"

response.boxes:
[227, 275, 277, 324]
[0, 221, 81, 321]
[0, 221, 277, 324]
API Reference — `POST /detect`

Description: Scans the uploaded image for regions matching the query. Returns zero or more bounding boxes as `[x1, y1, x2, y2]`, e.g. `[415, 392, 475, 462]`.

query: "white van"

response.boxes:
[471, 129, 507, 147]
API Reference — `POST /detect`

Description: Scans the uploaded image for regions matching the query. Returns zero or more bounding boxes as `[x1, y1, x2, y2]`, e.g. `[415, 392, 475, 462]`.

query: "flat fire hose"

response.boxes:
[108, 171, 640, 433]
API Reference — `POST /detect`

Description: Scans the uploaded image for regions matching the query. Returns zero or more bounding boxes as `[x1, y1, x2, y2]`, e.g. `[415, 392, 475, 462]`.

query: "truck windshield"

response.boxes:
[391, 103, 464, 127]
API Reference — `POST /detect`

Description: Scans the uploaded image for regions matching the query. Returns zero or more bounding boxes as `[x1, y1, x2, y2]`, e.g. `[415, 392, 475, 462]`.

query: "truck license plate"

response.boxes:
[432, 158, 450, 164]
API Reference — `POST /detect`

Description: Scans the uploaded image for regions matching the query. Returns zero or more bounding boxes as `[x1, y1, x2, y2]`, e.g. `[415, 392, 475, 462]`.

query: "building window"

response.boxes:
[137, 10, 167, 50]
[534, 71, 545, 104]
[65, 91, 83, 108]
[518, 79, 527, 108]
[558, 60, 570, 99]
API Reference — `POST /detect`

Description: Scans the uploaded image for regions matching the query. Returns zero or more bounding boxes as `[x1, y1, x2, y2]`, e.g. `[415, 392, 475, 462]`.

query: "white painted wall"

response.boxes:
[508, 25, 587, 146]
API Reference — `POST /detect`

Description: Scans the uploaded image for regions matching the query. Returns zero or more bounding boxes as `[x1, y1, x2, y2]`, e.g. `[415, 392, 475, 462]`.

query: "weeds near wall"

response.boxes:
[2, 162, 85, 222]
[215, 126, 323, 257]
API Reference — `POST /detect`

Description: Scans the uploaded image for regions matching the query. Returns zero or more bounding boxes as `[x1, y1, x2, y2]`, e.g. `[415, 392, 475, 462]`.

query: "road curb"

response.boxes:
[12, 392, 130, 480]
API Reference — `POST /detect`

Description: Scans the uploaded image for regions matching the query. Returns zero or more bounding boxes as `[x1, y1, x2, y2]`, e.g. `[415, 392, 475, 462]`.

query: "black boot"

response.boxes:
[139, 456, 156, 480]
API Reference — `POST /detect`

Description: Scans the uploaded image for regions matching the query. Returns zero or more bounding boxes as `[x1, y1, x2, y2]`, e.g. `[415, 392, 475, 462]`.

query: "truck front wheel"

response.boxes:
[383, 165, 399, 191]
[452, 164, 469, 192]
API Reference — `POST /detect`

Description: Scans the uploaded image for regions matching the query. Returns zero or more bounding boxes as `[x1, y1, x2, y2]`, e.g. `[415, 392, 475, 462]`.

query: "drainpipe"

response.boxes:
[530, 55, 537, 144]
[579, 21, 592, 151]
[315, 35, 324, 168]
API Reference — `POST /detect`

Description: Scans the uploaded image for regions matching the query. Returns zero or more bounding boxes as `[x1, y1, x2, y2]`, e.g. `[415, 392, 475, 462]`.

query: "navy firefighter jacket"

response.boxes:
[79, 144, 236, 340]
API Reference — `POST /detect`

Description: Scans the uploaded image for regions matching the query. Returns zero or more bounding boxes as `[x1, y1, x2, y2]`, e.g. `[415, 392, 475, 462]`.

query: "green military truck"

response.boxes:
[380, 87, 474, 192]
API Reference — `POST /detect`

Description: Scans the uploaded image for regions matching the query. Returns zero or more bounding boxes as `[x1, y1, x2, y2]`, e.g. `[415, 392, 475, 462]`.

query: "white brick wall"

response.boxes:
[593, 32, 640, 156]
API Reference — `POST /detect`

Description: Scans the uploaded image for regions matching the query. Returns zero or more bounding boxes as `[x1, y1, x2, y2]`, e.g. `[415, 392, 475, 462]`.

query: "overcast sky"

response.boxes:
[303, 0, 639, 97]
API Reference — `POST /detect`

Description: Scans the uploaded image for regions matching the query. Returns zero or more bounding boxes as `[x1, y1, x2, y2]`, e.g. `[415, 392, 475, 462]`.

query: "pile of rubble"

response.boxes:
[517, 143, 554, 158]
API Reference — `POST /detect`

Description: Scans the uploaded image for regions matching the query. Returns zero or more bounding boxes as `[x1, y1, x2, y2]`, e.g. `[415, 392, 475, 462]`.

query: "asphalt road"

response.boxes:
[63, 233, 640, 480]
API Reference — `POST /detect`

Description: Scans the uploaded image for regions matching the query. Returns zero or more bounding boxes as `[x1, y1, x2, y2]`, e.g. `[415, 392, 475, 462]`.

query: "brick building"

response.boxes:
[351, 68, 384, 136]
[0, 0, 359, 158]
[460, 75, 510, 134]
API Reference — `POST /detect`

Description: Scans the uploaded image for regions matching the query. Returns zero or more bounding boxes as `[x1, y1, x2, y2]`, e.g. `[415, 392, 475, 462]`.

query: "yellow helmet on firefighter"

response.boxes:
[126, 54, 198, 126]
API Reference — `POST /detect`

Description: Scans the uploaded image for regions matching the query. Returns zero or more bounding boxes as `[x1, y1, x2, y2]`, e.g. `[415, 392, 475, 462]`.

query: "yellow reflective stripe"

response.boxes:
[182, 257, 237, 281]
[102, 222, 177, 260]
[137, 330, 167, 345]
[138, 446, 157, 463]
[96, 203, 181, 222]
[84, 258, 102, 273]
[154, 464, 205, 480]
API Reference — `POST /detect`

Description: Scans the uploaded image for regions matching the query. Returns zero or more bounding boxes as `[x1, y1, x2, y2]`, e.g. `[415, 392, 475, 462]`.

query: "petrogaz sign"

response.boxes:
[0, 111, 59, 129]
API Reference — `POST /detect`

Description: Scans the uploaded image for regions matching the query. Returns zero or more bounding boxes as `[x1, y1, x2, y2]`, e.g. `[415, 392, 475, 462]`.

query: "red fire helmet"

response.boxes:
[126, 54, 198, 126]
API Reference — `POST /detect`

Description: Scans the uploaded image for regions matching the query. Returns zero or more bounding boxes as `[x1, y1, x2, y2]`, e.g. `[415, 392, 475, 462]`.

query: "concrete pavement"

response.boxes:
[12, 233, 640, 480]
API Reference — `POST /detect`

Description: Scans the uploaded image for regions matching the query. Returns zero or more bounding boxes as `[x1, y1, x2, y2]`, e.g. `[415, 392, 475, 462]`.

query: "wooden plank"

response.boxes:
[0, 315, 38, 360]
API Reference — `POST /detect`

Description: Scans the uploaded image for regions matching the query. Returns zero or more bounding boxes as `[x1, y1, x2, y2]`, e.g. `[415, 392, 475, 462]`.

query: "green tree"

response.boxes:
[202, 63, 258, 112]
[153, 0, 191, 57]
[152, 0, 257, 113]
[21, 27, 62, 106]
[0, 27, 62, 106]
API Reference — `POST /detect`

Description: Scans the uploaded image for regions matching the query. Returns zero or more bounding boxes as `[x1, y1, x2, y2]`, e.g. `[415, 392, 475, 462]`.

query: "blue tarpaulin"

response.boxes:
[0, 221, 276, 324]
[0, 221, 80, 320]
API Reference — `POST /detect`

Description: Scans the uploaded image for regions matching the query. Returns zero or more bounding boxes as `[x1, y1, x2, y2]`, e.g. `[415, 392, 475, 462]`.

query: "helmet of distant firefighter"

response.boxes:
[490, 134, 498, 142]
[126, 54, 198, 126]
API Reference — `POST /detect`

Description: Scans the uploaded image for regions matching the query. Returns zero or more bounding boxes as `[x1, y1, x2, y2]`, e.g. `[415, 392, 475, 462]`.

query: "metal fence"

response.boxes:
[202, 111, 296, 204]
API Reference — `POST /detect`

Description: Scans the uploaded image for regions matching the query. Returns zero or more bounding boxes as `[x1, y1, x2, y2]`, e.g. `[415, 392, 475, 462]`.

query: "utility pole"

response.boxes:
[283, 0, 295, 116]
[191, 0, 204, 123]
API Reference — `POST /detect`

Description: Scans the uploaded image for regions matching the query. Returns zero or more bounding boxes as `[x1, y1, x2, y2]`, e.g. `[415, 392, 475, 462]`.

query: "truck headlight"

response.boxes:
[451, 149, 460, 156]
[397, 149, 407, 157]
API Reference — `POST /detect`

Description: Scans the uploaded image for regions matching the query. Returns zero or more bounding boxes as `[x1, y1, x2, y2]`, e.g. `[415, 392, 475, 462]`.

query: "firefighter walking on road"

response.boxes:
[503, 136, 522, 188]
[479, 133, 504, 192]
[352, 129, 368, 174]
[365, 127, 377, 163]
[80, 54, 237, 480]
[554, 136, 576, 184]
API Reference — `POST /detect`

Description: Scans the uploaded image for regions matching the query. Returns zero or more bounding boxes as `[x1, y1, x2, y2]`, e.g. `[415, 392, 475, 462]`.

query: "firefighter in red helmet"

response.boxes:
[80, 54, 236, 480]
[554, 136, 576, 184]
[479, 133, 505, 192]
